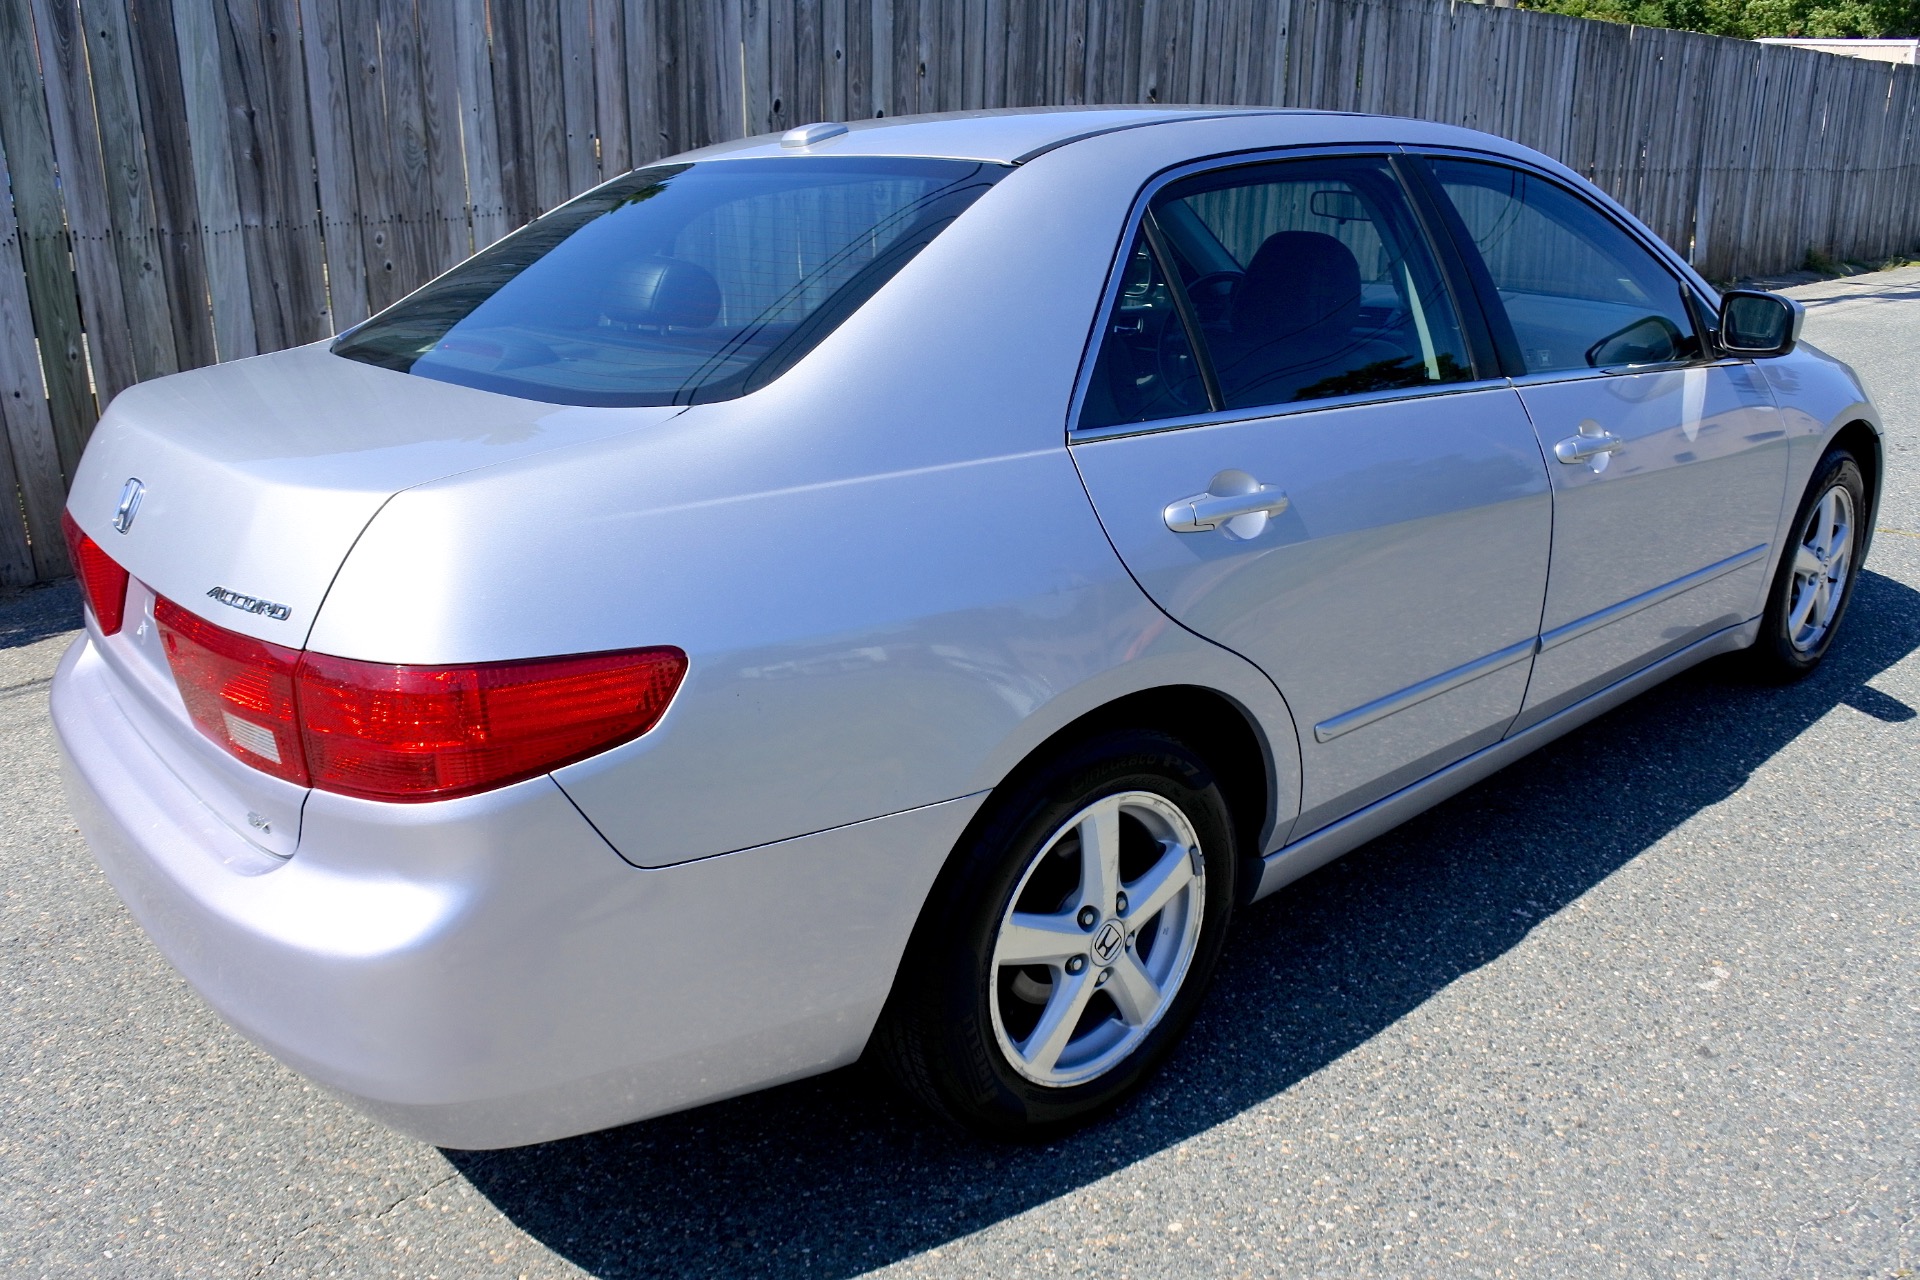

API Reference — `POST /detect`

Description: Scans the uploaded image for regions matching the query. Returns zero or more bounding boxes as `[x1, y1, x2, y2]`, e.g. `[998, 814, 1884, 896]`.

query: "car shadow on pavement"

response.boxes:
[0, 580, 80, 651]
[446, 567, 1920, 1280]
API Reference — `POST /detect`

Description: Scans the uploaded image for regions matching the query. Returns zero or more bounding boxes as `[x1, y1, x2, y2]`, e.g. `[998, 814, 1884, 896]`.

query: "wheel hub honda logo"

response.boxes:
[1092, 920, 1126, 965]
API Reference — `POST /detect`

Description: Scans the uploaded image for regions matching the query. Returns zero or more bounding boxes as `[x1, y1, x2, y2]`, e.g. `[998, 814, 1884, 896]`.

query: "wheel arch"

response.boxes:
[935, 683, 1283, 930]
[868, 680, 1282, 1075]
[1829, 418, 1884, 546]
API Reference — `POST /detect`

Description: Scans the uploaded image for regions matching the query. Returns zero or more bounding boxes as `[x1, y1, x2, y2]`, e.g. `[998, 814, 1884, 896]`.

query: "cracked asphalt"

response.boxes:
[3, 265, 1917, 1278]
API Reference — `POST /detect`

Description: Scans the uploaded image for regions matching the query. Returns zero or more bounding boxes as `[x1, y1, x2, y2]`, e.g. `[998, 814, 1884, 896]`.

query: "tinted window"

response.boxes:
[333, 157, 1002, 406]
[1429, 159, 1701, 374]
[1080, 228, 1211, 429]
[1156, 156, 1473, 412]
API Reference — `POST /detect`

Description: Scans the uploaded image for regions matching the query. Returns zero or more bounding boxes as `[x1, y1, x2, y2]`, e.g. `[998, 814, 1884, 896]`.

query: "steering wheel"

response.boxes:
[1184, 269, 1245, 298]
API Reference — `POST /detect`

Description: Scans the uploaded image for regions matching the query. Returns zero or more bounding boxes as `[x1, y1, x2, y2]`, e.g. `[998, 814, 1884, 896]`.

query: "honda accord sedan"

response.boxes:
[53, 107, 1880, 1147]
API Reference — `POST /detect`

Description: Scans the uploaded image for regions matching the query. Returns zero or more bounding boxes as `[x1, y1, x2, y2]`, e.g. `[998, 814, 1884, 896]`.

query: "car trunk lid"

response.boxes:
[66, 343, 681, 856]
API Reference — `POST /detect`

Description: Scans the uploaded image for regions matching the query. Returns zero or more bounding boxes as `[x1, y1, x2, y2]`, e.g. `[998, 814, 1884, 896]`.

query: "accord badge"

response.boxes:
[206, 586, 293, 622]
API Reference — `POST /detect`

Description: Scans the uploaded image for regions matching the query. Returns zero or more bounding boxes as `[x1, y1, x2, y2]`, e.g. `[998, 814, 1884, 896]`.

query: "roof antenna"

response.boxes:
[781, 121, 850, 148]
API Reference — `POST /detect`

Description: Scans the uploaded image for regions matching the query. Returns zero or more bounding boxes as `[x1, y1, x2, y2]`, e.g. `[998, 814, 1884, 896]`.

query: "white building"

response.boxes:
[1755, 38, 1919, 64]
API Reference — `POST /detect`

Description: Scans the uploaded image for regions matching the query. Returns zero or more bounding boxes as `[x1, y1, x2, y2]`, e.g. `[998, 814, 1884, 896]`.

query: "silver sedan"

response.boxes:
[52, 107, 1881, 1147]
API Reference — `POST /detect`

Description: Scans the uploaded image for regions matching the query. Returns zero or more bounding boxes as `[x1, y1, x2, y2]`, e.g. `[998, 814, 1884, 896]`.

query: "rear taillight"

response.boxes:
[296, 649, 687, 801]
[62, 511, 131, 636]
[155, 597, 308, 784]
[154, 596, 686, 802]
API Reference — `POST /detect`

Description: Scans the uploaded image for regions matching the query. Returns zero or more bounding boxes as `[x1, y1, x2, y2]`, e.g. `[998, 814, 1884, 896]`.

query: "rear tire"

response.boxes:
[1747, 448, 1866, 681]
[873, 730, 1237, 1137]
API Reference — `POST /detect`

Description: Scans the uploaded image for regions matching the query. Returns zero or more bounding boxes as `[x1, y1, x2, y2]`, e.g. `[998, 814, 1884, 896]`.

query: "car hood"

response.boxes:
[66, 343, 681, 646]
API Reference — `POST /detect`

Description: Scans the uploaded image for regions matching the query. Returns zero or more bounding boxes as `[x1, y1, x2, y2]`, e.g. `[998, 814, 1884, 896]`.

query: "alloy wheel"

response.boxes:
[1787, 482, 1855, 652]
[987, 790, 1206, 1088]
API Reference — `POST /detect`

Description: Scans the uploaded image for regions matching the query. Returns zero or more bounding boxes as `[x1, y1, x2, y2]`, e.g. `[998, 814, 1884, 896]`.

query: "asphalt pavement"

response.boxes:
[3, 265, 1917, 1279]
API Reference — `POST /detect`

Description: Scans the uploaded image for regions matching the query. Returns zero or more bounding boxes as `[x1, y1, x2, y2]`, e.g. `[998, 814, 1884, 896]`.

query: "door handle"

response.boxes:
[1164, 479, 1291, 533]
[1553, 420, 1626, 464]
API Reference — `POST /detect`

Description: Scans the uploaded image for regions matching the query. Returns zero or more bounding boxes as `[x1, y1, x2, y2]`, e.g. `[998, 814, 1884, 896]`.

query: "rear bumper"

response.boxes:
[52, 634, 980, 1148]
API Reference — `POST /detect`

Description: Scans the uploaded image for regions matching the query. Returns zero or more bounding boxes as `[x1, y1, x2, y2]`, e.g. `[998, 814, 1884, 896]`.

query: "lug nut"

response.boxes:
[1115, 892, 1129, 916]
[1077, 906, 1098, 930]
[1096, 967, 1113, 986]
[1066, 955, 1087, 974]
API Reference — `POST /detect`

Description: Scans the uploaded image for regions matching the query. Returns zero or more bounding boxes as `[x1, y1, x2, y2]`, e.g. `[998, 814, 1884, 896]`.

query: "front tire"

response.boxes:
[874, 730, 1237, 1137]
[1748, 448, 1866, 680]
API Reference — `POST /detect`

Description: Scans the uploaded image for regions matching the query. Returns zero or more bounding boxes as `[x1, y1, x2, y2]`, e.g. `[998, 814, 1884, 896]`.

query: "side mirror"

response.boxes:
[1585, 314, 1686, 368]
[1718, 290, 1804, 357]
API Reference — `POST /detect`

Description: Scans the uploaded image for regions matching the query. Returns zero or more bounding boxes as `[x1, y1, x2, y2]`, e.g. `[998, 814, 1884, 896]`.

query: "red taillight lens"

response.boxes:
[155, 597, 308, 784]
[153, 595, 687, 802]
[62, 510, 131, 636]
[296, 648, 687, 802]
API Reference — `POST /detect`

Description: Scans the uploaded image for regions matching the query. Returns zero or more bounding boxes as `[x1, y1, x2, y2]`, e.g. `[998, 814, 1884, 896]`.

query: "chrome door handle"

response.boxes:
[1164, 483, 1290, 533]
[1553, 420, 1626, 464]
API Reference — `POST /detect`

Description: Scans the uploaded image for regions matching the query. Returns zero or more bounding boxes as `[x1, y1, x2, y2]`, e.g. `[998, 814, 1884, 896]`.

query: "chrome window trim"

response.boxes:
[1069, 375, 1514, 445]
[1066, 141, 1481, 442]
[1503, 356, 1751, 392]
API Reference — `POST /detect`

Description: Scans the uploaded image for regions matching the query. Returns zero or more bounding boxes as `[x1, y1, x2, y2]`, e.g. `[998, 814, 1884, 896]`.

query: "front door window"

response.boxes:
[1427, 158, 1703, 375]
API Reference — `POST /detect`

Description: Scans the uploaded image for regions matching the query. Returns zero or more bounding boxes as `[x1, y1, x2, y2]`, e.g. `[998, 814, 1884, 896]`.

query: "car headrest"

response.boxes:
[602, 256, 721, 329]
[1232, 231, 1363, 343]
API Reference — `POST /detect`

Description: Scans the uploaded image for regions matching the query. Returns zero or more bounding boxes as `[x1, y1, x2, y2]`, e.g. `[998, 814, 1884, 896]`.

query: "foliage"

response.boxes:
[1519, 0, 1920, 38]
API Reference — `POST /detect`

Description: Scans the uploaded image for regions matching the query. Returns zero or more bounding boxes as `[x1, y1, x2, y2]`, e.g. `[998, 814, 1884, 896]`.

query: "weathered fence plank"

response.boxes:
[174, 0, 260, 360]
[0, 0, 96, 477]
[78, 0, 180, 383]
[0, 120, 68, 581]
[33, 0, 140, 404]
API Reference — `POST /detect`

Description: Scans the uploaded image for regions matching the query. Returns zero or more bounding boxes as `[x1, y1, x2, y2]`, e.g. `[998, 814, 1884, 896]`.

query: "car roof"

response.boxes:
[675, 105, 1424, 166]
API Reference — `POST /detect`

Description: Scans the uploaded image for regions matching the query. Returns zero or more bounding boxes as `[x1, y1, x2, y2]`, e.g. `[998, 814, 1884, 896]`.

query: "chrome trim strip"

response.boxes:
[1313, 637, 1536, 744]
[1537, 544, 1769, 653]
[1255, 617, 1761, 900]
[1069, 378, 1511, 445]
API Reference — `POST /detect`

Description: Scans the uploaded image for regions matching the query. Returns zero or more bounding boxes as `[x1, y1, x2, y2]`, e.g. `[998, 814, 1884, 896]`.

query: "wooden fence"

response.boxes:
[2, 0, 1917, 586]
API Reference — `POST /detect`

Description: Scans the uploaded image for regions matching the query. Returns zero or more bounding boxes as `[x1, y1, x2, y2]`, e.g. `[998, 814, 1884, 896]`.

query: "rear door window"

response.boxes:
[333, 157, 1003, 406]
[1079, 228, 1213, 429]
[1424, 158, 1702, 374]
[1080, 155, 1477, 429]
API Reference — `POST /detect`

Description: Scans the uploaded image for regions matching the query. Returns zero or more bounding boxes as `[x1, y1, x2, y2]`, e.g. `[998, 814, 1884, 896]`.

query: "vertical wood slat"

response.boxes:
[591, 0, 632, 174]
[127, 0, 218, 368]
[419, 0, 475, 264]
[32, 0, 139, 404]
[374, 0, 436, 293]
[0, 119, 68, 581]
[173, 0, 259, 359]
[299, 0, 370, 327]
[221, 0, 330, 350]
[456, 0, 508, 246]
[559, 0, 599, 192]
[78, 0, 180, 383]
[0, 0, 96, 476]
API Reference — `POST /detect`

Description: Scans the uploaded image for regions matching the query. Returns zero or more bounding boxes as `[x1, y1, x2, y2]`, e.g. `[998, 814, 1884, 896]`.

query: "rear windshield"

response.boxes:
[332, 157, 1005, 406]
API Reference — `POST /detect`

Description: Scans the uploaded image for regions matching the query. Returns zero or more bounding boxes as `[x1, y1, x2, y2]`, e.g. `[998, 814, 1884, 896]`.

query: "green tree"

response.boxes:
[1520, 0, 1920, 38]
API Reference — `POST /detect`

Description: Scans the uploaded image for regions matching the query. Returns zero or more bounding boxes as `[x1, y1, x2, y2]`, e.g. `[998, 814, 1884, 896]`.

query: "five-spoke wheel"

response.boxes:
[1751, 447, 1866, 678]
[873, 730, 1237, 1136]
[988, 791, 1205, 1087]
[1786, 482, 1854, 653]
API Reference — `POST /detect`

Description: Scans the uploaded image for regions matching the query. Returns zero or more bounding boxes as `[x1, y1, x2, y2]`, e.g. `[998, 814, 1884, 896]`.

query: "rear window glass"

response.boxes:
[332, 157, 1004, 406]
